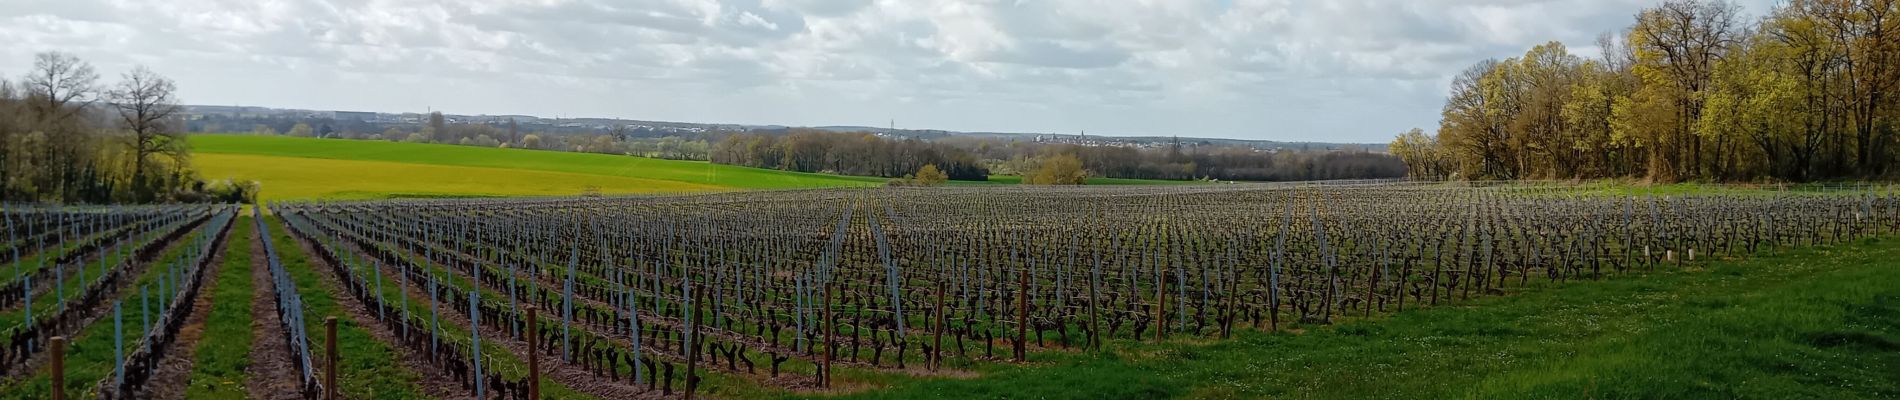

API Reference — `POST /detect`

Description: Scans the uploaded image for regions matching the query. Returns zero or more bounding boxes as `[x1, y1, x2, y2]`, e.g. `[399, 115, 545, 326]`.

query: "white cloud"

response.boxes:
[0, 0, 1780, 142]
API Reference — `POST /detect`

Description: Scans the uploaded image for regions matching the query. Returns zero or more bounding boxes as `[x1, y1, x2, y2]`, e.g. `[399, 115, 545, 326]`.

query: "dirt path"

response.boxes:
[244, 222, 306, 400]
[145, 222, 233, 400]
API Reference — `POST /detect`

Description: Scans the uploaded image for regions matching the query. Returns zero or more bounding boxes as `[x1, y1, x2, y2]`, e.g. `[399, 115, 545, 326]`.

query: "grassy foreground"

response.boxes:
[809, 237, 1900, 400]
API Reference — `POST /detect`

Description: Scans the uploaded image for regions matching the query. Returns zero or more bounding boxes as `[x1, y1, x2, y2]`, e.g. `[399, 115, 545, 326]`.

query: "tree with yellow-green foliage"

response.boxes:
[914, 164, 948, 186]
[287, 122, 315, 138]
[1397, 0, 1900, 183]
[1025, 154, 1087, 185]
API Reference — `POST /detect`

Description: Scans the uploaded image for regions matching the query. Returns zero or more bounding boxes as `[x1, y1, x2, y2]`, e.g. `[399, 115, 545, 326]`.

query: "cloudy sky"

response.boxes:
[0, 0, 1776, 143]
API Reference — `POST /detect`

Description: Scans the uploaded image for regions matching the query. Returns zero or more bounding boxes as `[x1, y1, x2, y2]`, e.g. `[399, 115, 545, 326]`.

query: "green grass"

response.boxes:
[801, 237, 1900, 400]
[190, 135, 881, 198]
[184, 215, 256, 399]
[260, 216, 430, 399]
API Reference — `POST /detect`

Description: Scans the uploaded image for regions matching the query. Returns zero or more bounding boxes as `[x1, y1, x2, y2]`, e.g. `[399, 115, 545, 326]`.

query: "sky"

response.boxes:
[0, 0, 1778, 143]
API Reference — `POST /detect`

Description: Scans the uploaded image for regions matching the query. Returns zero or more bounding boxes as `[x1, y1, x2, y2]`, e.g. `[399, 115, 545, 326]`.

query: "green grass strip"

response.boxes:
[184, 215, 257, 398]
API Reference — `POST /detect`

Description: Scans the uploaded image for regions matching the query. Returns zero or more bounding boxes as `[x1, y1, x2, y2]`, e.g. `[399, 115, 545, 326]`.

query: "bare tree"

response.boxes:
[23, 51, 100, 201]
[24, 52, 98, 124]
[109, 66, 184, 200]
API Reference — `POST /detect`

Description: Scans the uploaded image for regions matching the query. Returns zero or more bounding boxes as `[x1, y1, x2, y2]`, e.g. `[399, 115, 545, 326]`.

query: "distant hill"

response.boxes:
[182, 105, 1387, 152]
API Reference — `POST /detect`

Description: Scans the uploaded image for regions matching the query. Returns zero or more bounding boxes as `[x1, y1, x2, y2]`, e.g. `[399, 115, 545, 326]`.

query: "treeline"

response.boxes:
[979, 142, 1405, 182]
[710, 129, 1404, 183]
[226, 113, 713, 161]
[711, 130, 991, 180]
[0, 52, 251, 204]
[1394, 0, 1900, 182]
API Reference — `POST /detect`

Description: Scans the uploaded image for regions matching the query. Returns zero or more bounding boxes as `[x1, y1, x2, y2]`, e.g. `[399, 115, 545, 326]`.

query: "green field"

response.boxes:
[190, 135, 882, 200]
[805, 236, 1900, 400]
[196, 153, 726, 201]
[190, 135, 1193, 200]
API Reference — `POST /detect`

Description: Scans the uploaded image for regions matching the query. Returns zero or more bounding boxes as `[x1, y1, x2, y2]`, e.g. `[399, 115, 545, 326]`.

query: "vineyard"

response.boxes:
[0, 182, 1893, 399]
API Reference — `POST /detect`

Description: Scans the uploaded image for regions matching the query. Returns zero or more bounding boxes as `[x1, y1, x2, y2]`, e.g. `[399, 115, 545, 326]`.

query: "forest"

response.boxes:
[1392, 0, 1900, 182]
[0, 52, 248, 204]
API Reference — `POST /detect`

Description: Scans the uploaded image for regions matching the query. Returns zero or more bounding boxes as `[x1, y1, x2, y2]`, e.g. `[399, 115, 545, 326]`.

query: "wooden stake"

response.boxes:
[821, 281, 833, 387]
[326, 317, 338, 400]
[686, 285, 701, 400]
[1015, 266, 1027, 362]
[933, 277, 945, 370]
[528, 305, 541, 400]
[51, 336, 65, 400]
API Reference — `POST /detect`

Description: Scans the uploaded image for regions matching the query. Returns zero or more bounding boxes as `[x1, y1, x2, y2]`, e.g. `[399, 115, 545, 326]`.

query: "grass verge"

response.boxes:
[804, 237, 1900, 400]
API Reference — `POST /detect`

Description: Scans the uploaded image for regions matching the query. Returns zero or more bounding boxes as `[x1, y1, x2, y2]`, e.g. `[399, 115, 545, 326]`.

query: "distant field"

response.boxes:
[196, 153, 725, 201]
[190, 135, 1195, 200]
[190, 135, 880, 200]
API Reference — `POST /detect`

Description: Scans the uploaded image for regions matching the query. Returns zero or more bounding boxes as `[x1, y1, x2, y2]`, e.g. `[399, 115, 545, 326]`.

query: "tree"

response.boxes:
[1389, 128, 1453, 180]
[1397, 0, 1900, 182]
[252, 125, 277, 136]
[1025, 154, 1087, 185]
[471, 134, 501, 147]
[287, 123, 314, 138]
[1626, 0, 1741, 180]
[914, 164, 948, 186]
[428, 111, 446, 142]
[22, 51, 100, 201]
[521, 134, 544, 150]
[108, 66, 185, 200]
[1439, 60, 1517, 179]
[23, 52, 97, 126]
[508, 118, 520, 144]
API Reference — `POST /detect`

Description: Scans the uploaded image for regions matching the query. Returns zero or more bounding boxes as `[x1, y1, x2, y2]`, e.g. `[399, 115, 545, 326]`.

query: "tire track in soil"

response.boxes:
[245, 222, 307, 400]
[146, 223, 231, 400]
[283, 216, 654, 399]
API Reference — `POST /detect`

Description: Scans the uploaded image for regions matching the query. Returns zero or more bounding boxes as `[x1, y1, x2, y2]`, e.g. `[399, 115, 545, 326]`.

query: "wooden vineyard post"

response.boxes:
[1154, 267, 1166, 343]
[528, 305, 541, 400]
[686, 285, 701, 400]
[50, 336, 65, 400]
[820, 280, 833, 388]
[325, 317, 338, 400]
[1015, 266, 1027, 362]
[932, 277, 945, 371]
